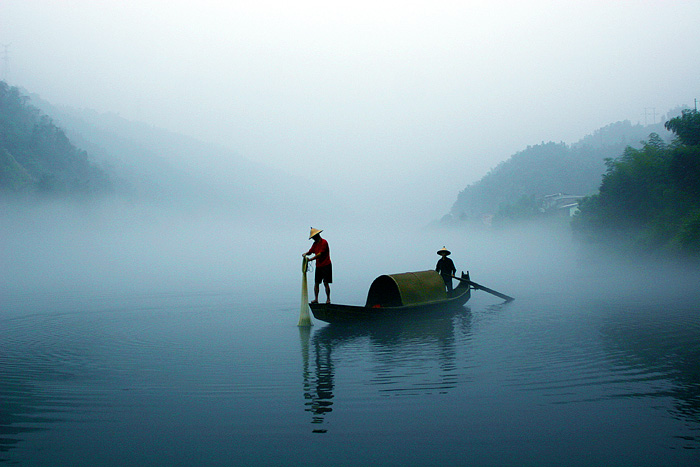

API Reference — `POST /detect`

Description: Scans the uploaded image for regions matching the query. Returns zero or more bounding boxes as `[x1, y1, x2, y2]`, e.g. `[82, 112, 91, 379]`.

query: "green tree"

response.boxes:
[665, 109, 700, 146]
[594, 134, 671, 228]
[574, 119, 700, 256]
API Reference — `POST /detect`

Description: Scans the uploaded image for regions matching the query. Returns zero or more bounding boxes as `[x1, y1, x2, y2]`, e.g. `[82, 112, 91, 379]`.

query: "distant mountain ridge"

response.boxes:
[5, 79, 683, 229]
[448, 118, 675, 222]
[30, 96, 315, 215]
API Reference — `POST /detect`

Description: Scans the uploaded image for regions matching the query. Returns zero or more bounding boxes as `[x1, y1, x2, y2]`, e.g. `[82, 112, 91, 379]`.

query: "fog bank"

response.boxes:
[3, 200, 699, 323]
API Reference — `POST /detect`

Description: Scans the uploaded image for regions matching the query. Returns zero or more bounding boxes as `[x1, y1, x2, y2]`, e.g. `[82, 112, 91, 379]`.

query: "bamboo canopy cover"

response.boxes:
[365, 270, 448, 308]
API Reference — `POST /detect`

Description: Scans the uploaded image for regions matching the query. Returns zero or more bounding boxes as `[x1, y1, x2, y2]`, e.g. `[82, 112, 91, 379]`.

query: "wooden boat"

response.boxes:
[309, 270, 471, 324]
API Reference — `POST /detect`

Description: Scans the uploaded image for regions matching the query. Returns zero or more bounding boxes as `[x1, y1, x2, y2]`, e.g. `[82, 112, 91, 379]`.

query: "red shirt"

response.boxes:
[307, 238, 331, 267]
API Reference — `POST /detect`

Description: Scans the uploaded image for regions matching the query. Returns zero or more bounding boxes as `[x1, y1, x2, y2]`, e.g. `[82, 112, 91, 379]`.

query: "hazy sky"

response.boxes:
[1, 1, 699, 219]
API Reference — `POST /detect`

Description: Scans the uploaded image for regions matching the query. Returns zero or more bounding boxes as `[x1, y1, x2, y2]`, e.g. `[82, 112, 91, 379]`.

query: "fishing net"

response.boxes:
[298, 256, 313, 326]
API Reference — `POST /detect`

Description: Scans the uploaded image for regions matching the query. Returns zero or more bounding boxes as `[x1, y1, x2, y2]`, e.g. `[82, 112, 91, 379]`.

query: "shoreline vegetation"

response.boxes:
[443, 107, 700, 259]
[572, 109, 700, 257]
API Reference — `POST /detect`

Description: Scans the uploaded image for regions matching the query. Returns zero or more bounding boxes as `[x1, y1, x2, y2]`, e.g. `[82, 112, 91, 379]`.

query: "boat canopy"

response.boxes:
[365, 270, 448, 308]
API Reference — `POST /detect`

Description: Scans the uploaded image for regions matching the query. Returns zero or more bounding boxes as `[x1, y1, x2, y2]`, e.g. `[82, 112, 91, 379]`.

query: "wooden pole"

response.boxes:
[451, 275, 514, 302]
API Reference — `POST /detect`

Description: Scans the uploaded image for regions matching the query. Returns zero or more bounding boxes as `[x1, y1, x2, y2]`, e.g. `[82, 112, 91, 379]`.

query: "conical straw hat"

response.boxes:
[309, 227, 323, 239]
[437, 246, 451, 256]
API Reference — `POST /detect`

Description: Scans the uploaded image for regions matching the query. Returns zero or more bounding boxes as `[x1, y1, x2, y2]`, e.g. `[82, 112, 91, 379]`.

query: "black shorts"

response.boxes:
[315, 263, 333, 284]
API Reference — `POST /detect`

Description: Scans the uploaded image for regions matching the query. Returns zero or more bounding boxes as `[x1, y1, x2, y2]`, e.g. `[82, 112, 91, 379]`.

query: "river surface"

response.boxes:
[2, 218, 700, 466]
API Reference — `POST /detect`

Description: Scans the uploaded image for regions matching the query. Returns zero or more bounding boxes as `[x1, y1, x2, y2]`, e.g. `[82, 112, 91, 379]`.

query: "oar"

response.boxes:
[451, 275, 514, 302]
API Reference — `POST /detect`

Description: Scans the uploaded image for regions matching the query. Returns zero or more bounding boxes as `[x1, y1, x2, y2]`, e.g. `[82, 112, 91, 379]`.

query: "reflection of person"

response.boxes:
[303, 227, 332, 304]
[435, 246, 456, 293]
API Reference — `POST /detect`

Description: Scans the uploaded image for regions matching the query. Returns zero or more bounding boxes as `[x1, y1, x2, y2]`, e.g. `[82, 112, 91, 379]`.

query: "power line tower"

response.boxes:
[1, 43, 10, 81]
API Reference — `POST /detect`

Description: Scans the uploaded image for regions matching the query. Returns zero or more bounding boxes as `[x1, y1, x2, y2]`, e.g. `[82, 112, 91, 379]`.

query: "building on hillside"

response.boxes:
[538, 193, 584, 217]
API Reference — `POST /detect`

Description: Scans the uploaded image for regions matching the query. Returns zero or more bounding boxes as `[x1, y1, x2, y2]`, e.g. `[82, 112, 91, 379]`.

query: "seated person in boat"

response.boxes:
[436, 246, 456, 293]
[303, 227, 332, 304]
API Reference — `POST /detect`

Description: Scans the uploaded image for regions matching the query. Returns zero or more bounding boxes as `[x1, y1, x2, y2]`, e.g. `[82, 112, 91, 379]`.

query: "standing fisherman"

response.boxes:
[435, 246, 456, 293]
[303, 227, 332, 304]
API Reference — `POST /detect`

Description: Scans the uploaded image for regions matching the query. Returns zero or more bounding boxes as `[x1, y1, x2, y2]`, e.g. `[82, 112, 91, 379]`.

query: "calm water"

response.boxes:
[2, 265, 700, 467]
[2, 214, 700, 466]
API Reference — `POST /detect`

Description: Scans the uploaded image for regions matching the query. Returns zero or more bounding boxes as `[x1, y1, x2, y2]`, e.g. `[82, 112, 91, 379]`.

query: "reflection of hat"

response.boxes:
[309, 227, 323, 239]
[437, 246, 451, 256]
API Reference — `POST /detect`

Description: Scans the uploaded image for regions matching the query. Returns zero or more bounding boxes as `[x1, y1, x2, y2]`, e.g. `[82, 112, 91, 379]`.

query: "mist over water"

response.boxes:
[3, 198, 698, 310]
[2, 200, 700, 465]
[1, 200, 564, 306]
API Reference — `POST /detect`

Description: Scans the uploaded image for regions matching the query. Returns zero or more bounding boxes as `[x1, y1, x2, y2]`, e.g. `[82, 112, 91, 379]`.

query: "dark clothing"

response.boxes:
[436, 257, 456, 293]
[315, 263, 333, 285]
[436, 257, 456, 276]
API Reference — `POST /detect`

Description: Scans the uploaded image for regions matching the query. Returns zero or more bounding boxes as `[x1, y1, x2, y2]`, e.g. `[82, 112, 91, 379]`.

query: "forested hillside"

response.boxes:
[573, 109, 700, 256]
[448, 119, 672, 223]
[0, 82, 110, 196]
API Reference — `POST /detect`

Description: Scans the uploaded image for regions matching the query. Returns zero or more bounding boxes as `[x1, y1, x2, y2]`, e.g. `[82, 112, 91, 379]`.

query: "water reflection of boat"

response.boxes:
[299, 307, 471, 433]
[309, 270, 471, 324]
